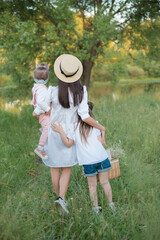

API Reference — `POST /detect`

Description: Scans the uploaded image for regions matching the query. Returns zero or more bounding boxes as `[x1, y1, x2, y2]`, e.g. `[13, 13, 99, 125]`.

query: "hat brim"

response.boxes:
[54, 54, 83, 83]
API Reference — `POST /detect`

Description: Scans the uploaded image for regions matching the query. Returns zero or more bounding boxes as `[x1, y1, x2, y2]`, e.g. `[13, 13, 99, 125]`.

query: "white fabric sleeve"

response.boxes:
[95, 128, 101, 136]
[66, 127, 75, 141]
[36, 88, 50, 112]
[78, 86, 90, 120]
[34, 107, 44, 115]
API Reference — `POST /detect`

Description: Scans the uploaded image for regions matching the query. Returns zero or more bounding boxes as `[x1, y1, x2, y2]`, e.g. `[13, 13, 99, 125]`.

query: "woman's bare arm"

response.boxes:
[97, 135, 103, 145]
[83, 117, 106, 146]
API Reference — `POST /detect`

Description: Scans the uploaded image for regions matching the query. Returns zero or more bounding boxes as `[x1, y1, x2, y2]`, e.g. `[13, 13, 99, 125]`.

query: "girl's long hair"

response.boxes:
[78, 101, 94, 144]
[58, 79, 84, 108]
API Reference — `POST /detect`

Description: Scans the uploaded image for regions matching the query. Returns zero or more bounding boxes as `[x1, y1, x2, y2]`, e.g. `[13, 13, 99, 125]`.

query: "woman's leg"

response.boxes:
[51, 167, 60, 196]
[98, 172, 112, 203]
[59, 167, 71, 199]
[87, 176, 98, 207]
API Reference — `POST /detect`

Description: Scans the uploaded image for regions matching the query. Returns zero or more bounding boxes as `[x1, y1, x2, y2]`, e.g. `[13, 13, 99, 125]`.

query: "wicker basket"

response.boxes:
[96, 158, 120, 181]
[108, 158, 120, 179]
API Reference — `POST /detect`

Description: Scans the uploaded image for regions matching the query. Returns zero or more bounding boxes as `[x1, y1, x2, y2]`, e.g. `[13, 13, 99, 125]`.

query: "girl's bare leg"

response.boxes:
[87, 176, 98, 207]
[98, 172, 112, 203]
[59, 167, 71, 199]
[51, 167, 60, 196]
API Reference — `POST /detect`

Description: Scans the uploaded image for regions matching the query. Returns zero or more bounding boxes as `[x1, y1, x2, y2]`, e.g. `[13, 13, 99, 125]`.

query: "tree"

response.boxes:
[0, 0, 160, 89]
[123, 18, 160, 61]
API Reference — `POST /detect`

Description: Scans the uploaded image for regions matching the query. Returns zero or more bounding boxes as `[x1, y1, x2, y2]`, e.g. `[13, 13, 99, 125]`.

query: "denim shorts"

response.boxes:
[83, 158, 112, 177]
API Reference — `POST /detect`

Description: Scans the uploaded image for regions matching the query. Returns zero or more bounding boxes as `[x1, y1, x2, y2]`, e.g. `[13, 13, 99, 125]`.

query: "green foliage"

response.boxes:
[0, 74, 11, 86]
[0, 2, 76, 89]
[0, 0, 159, 89]
[0, 12, 39, 88]
[147, 61, 160, 77]
[131, 51, 160, 78]
[124, 18, 160, 61]
[91, 48, 129, 82]
[0, 91, 160, 239]
[127, 65, 146, 78]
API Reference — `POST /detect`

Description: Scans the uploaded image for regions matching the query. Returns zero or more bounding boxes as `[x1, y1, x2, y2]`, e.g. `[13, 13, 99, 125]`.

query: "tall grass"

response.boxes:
[0, 92, 160, 240]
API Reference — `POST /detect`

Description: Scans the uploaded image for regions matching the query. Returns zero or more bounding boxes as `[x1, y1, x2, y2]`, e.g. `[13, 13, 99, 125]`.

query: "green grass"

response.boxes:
[0, 92, 160, 240]
[119, 77, 160, 83]
[92, 78, 160, 86]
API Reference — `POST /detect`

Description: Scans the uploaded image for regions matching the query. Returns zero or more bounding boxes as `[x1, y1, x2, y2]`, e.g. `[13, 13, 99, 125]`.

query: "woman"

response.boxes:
[36, 54, 105, 214]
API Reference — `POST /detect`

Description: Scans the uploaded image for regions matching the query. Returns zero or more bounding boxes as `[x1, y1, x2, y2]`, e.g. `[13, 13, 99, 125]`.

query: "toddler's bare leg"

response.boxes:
[59, 167, 71, 199]
[51, 167, 60, 196]
[87, 176, 98, 207]
[39, 124, 49, 146]
[98, 172, 112, 203]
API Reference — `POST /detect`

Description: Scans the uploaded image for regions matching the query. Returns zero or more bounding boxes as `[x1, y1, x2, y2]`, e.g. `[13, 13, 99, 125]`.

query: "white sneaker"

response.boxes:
[109, 202, 115, 211]
[92, 206, 102, 214]
[55, 197, 69, 214]
[34, 148, 48, 160]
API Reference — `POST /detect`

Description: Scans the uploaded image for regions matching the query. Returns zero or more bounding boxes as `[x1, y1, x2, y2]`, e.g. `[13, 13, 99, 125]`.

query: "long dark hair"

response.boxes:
[58, 79, 84, 108]
[78, 101, 94, 144]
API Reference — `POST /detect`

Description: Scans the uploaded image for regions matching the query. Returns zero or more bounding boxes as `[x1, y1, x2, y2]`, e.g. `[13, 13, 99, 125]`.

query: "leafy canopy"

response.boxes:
[0, 0, 159, 88]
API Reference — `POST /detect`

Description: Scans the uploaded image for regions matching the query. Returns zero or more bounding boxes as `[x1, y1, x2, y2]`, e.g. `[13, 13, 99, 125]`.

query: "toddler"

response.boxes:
[32, 63, 50, 160]
[52, 101, 114, 214]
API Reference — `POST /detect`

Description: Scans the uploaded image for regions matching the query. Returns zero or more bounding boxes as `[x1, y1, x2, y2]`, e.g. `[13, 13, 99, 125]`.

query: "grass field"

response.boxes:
[0, 92, 160, 240]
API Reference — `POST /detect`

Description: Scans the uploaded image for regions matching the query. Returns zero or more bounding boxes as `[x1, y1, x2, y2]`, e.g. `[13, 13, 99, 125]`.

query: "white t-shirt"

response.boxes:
[68, 124, 109, 166]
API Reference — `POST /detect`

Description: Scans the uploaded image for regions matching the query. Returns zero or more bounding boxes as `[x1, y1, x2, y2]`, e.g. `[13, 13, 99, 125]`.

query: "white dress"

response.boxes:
[71, 126, 109, 166]
[42, 85, 89, 167]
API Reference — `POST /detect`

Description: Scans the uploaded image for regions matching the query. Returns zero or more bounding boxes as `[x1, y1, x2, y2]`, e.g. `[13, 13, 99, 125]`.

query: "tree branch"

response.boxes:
[116, 18, 130, 28]
[109, 0, 116, 13]
[113, 0, 130, 16]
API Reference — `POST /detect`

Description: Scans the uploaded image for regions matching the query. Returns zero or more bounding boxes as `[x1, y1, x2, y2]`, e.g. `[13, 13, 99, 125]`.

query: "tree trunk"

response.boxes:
[81, 59, 94, 88]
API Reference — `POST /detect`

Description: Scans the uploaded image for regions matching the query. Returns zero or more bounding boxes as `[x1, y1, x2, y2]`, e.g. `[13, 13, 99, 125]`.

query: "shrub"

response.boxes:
[147, 61, 160, 77]
[91, 61, 128, 83]
[127, 65, 146, 78]
[91, 65, 111, 82]
[131, 51, 160, 78]
[0, 74, 10, 86]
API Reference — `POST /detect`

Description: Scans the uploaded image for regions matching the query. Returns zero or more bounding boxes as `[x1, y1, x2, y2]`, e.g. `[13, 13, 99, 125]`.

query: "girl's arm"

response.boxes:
[83, 117, 106, 146]
[51, 123, 74, 148]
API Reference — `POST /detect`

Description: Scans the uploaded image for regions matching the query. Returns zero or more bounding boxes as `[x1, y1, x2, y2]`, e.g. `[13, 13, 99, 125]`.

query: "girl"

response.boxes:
[32, 63, 51, 160]
[52, 101, 114, 213]
[36, 54, 106, 214]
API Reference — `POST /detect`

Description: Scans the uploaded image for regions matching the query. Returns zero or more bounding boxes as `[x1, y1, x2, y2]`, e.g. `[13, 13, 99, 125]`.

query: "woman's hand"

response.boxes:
[32, 111, 39, 120]
[101, 129, 106, 146]
[51, 123, 64, 133]
[83, 117, 106, 146]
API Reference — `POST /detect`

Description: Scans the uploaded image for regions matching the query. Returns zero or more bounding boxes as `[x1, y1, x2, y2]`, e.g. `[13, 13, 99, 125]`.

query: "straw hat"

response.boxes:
[54, 54, 83, 83]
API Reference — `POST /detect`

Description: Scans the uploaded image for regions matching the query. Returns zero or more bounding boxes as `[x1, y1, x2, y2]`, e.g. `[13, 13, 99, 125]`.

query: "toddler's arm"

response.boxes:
[33, 111, 40, 120]
[51, 123, 74, 148]
[36, 88, 50, 114]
